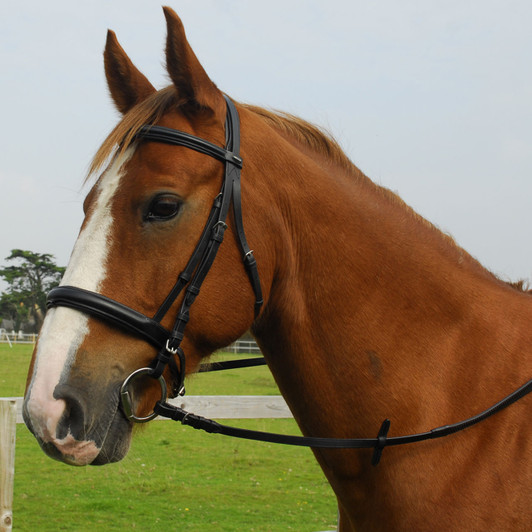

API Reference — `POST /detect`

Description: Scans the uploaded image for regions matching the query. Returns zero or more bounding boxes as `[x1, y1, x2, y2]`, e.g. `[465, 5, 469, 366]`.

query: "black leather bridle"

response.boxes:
[47, 95, 264, 415]
[46, 95, 531, 465]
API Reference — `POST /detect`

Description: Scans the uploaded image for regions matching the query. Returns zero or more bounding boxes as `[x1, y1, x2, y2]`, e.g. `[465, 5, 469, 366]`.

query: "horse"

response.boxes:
[23, 8, 531, 531]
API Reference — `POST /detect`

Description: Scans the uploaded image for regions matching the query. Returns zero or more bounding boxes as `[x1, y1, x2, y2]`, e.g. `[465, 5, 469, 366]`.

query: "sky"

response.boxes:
[1, 1, 531, 290]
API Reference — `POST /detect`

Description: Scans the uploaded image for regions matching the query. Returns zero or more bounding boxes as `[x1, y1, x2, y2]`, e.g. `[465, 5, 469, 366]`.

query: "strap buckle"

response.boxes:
[212, 221, 228, 243]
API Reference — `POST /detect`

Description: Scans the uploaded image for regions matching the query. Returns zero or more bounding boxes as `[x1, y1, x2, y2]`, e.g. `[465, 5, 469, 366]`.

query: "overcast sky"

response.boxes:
[1, 1, 531, 290]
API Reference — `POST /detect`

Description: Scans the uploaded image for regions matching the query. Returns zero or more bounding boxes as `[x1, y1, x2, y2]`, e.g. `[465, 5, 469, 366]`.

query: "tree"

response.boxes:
[0, 249, 65, 332]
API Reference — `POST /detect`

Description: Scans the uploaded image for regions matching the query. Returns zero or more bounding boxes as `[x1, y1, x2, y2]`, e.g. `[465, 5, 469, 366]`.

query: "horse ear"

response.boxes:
[104, 30, 156, 114]
[163, 7, 225, 116]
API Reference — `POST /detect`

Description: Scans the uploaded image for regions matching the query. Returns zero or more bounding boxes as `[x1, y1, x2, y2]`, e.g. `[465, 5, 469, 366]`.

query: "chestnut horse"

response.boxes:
[23, 8, 530, 531]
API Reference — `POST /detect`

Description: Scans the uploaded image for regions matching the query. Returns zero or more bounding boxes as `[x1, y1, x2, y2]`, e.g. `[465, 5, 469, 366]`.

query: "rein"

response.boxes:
[47, 96, 532, 466]
[155, 378, 532, 466]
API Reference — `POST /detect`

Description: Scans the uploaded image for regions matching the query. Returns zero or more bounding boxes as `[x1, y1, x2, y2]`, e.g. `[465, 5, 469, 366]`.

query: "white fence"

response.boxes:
[0, 330, 36, 346]
[4, 395, 292, 425]
[225, 339, 262, 354]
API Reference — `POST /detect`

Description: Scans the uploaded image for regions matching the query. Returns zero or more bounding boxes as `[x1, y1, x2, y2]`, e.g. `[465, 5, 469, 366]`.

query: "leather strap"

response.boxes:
[224, 96, 263, 315]
[146, 96, 262, 390]
[47, 285, 169, 348]
[154, 377, 532, 466]
[136, 125, 243, 168]
[46, 285, 266, 370]
[198, 357, 266, 372]
[152, 192, 223, 322]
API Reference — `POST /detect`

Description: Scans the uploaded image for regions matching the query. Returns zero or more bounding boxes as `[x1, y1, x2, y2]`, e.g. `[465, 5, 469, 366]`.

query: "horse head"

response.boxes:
[23, 8, 271, 465]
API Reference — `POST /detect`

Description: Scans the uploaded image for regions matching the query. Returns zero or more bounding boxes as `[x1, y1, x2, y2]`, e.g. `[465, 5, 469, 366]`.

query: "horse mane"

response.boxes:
[506, 279, 532, 293]
[240, 103, 358, 176]
[88, 86, 357, 180]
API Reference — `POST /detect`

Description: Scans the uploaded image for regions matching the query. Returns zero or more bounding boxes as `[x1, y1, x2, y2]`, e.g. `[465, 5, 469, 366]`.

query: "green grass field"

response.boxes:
[1, 343, 337, 531]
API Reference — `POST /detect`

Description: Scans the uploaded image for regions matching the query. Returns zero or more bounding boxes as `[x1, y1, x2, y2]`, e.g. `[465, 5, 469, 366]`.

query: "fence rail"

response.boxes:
[0, 330, 36, 345]
[225, 339, 262, 354]
[4, 395, 292, 425]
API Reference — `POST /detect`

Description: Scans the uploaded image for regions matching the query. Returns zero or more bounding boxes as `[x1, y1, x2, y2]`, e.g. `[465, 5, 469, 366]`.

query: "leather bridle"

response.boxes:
[46, 95, 531, 465]
[47, 95, 264, 414]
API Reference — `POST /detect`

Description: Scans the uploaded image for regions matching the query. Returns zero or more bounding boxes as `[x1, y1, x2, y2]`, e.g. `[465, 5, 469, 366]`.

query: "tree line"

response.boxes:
[0, 249, 65, 333]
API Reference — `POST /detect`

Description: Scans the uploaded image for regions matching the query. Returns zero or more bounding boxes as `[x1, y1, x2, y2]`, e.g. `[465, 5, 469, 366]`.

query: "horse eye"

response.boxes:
[145, 194, 182, 222]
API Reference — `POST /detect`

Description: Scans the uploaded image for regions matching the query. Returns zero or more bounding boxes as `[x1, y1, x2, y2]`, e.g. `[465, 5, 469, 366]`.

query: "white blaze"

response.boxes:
[25, 150, 132, 448]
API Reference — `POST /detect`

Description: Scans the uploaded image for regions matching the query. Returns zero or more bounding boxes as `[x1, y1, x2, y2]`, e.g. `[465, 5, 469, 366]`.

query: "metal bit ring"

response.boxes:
[120, 367, 167, 423]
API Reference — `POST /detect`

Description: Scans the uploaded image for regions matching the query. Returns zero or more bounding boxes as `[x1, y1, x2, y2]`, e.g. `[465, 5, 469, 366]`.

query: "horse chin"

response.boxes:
[89, 408, 133, 465]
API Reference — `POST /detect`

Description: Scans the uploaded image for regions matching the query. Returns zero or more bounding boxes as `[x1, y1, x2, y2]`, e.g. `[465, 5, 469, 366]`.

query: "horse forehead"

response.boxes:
[94, 154, 132, 204]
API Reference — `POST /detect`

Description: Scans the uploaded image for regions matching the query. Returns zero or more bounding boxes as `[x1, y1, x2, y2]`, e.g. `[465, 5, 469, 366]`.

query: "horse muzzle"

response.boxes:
[23, 381, 132, 466]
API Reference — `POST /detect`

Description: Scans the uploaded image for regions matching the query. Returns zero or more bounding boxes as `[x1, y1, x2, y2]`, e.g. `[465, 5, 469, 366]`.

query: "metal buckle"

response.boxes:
[212, 220, 228, 233]
[120, 367, 168, 423]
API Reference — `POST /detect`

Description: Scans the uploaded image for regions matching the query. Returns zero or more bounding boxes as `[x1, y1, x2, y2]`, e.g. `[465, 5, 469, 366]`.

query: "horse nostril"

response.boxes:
[53, 385, 87, 441]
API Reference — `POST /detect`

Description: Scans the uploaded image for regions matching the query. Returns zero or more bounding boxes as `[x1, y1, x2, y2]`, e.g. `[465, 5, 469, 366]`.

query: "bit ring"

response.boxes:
[120, 367, 167, 423]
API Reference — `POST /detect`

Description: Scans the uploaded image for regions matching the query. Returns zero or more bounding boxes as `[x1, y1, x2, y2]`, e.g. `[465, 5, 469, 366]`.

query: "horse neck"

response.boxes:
[250, 125, 531, 442]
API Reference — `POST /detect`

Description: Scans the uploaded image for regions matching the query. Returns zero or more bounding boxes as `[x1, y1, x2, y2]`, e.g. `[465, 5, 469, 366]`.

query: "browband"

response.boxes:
[136, 125, 243, 167]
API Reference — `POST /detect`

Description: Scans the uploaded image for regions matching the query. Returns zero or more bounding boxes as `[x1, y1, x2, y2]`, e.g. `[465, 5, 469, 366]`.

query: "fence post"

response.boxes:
[0, 400, 16, 531]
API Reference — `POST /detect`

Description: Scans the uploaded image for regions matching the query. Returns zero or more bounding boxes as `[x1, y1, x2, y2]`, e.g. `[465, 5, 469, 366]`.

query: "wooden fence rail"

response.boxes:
[0, 395, 292, 532]
[3, 395, 292, 425]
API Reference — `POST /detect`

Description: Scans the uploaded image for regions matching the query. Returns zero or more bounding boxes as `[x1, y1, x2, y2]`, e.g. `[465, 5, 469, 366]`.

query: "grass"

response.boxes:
[1, 343, 337, 531]
[0, 343, 31, 396]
